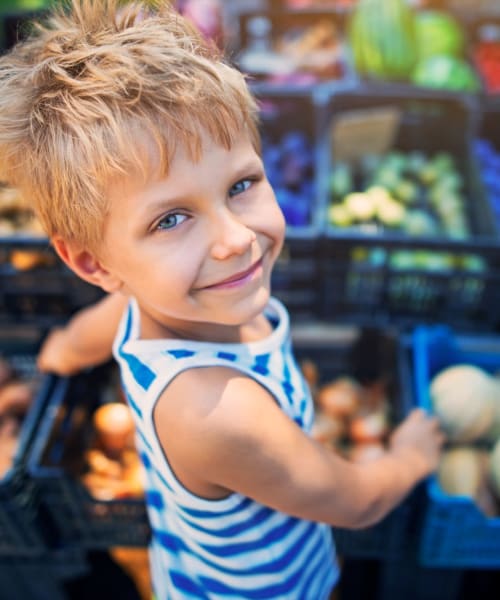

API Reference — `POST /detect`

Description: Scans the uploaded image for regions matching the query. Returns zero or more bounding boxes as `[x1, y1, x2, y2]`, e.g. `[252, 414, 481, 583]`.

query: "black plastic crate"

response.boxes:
[319, 89, 500, 328]
[28, 363, 151, 550]
[272, 236, 323, 323]
[0, 547, 89, 600]
[292, 324, 419, 559]
[320, 236, 500, 331]
[0, 327, 60, 557]
[0, 237, 104, 327]
[322, 89, 494, 241]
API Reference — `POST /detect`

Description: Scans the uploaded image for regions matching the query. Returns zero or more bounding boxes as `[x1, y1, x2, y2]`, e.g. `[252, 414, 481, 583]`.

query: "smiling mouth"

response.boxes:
[203, 258, 264, 289]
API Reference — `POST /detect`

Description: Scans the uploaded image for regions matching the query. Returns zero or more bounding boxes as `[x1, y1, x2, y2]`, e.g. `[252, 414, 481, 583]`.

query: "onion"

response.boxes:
[316, 377, 363, 419]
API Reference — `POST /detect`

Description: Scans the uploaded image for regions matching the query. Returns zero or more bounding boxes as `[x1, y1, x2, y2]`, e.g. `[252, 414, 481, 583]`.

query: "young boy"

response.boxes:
[0, 2, 444, 598]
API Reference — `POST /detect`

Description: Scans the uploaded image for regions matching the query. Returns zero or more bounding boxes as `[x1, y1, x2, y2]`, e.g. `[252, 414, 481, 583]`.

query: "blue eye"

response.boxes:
[229, 179, 252, 197]
[156, 213, 187, 231]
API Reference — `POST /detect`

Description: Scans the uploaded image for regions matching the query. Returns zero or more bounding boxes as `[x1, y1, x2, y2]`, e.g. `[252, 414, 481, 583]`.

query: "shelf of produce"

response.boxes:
[319, 88, 500, 330]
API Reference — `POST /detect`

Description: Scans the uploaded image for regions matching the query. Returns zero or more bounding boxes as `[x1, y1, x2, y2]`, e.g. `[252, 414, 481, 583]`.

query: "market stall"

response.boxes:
[2, 1, 500, 598]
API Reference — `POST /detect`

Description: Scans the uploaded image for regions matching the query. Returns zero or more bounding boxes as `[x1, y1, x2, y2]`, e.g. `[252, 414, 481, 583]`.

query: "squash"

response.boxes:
[438, 447, 484, 499]
[489, 439, 500, 500]
[430, 364, 497, 442]
[485, 398, 500, 442]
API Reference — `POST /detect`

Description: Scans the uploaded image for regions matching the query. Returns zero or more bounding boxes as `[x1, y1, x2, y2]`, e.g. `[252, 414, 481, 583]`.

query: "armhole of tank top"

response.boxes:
[144, 358, 292, 506]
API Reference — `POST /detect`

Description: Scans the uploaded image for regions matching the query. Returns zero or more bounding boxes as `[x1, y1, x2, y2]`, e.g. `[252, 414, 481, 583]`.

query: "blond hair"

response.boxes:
[0, 0, 260, 250]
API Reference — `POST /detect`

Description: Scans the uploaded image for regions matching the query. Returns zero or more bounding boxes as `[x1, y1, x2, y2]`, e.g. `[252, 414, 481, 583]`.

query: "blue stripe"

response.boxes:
[196, 528, 328, 599]
[252, 353, 270, 376]
[282, 380, 294, 398]
[120, 350, 155, 390]
[118, 306, 155, 390]
[217, 351, 237, 361]
[180, 497, 253, 519]
[153, 521, 320, 582]
[283, 359, 291, 386]
[136, 425, 153, 454]
[170, 571, 207, 599]
[146, 490, 164, 510]
[205, 522, 318, 577]
[139, 451, 151, 469]
[200, 516, 300, 558]
[297, 533, 334, 599]
[181, 505, 274, 538]
[149, 460, 174, 493]
[154, 529, 187, 554]
[168, 349, 196, 359]
[123, 388, 143, 419]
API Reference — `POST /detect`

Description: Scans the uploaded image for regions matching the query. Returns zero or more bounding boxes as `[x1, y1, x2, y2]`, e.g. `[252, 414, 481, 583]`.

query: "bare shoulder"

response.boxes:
[152, 365, 284, 498]
[154, 365, 274, 441]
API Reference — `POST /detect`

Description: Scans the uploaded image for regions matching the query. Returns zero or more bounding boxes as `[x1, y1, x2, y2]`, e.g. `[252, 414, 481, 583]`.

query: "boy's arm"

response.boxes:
[154, 367, 445, 529]
[37, 292, 128, 375]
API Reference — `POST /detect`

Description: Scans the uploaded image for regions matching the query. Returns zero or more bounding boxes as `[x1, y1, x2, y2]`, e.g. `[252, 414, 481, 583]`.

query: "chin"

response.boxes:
[221, 287, 271, 325]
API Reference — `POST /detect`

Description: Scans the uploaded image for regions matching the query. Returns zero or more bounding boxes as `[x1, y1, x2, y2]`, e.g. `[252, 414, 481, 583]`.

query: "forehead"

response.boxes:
[124, 126, 258, 183]
[106, 128, 260, 201]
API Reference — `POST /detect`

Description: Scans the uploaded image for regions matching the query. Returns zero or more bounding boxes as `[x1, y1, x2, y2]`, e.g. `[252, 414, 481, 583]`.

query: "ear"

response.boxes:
[51, 236, 123, 293]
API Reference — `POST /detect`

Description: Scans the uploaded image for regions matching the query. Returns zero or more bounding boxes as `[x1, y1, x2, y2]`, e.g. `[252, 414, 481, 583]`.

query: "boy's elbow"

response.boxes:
[333, 492, 393, 530]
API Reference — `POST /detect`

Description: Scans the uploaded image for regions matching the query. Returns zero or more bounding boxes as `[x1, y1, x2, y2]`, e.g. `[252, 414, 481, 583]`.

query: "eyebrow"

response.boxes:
[138, 153, 264, 212]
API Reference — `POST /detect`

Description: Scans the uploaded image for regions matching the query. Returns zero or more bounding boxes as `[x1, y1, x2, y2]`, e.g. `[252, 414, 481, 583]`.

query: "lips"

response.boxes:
[204, 257, 263, 289]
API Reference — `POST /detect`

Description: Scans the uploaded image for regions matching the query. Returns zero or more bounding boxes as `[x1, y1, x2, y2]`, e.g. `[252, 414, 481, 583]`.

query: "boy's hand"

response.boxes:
[388, 408, 446, 478]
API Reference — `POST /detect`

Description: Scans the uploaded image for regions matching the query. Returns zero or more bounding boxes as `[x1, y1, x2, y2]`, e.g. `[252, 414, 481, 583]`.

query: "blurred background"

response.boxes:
[2, 1, 500, 599]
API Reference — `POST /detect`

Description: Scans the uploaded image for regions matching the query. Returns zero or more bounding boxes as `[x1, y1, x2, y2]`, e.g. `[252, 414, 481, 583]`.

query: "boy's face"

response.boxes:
[96, 130, 286, 340]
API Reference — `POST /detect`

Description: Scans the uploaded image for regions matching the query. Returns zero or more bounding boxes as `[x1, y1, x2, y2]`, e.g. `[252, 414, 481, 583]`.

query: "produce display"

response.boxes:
[301, 356, 395, 463]
[349, 2, 481, 92]
[262, 128, 315, 227]
[473, 23, 500, 95]
[328, 150, 472, 239]
[475, 138, 500, 230]
[82, 399, 145, 501]
[0, 355, 36, 479]
[430, 362, 500, 518]
[349, 0, 418, 81]
[237, 12, 347, 85]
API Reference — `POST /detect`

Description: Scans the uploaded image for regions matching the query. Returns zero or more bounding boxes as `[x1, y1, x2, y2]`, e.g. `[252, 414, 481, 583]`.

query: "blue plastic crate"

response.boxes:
[412, 324, 500, 568]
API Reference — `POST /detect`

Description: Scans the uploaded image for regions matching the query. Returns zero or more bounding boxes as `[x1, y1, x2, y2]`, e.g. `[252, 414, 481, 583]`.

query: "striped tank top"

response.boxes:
[113, 296, 339, 599]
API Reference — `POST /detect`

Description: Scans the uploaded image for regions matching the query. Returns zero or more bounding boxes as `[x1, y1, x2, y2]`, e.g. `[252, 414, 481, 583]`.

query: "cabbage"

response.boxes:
[415, 10, 465, 61]
[412, 54, 481, 92]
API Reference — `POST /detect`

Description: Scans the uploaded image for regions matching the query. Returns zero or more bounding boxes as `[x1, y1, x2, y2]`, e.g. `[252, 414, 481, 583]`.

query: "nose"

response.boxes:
[209, 209, 257, 260]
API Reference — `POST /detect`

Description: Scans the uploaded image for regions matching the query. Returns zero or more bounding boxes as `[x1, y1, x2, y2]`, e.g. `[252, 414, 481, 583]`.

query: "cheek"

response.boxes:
[266, 196, 286, 244]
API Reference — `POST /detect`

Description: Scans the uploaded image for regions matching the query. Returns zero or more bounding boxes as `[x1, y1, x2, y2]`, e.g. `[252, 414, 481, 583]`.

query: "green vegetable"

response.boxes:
[349, 0, 418, 80]
[412, 55, 481, 92]
[414, 10, 465, 61]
